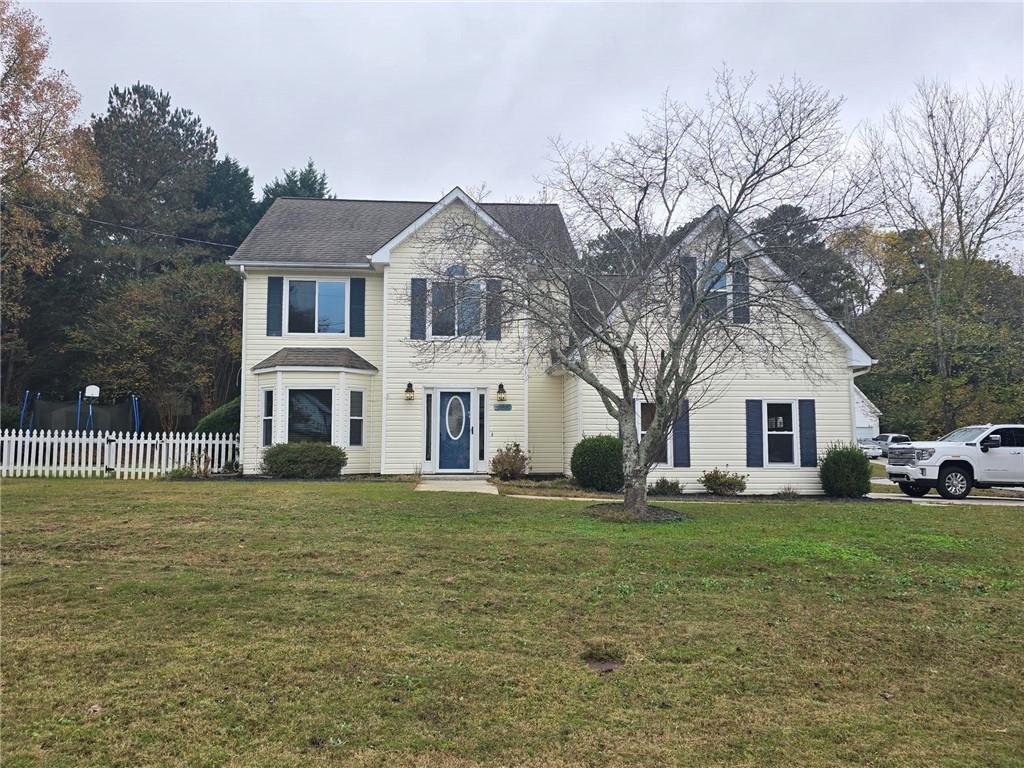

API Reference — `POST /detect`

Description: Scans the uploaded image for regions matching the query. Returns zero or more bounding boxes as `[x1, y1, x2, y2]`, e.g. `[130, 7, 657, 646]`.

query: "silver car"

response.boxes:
[868, 433, 912, 458]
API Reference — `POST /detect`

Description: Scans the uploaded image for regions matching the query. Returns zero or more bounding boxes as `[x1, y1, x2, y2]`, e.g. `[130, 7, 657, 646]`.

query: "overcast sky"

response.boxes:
[28, 1, 1024, 202]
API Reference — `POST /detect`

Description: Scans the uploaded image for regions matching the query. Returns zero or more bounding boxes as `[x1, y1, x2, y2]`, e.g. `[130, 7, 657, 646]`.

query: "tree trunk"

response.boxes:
[619, 409, 650, 516]
[623, 473, 649, 515]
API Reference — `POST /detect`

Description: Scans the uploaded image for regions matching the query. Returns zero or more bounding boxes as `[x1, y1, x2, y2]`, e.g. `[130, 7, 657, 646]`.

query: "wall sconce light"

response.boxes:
[496, 383, 507, 402]
[404, 382, 415, 400]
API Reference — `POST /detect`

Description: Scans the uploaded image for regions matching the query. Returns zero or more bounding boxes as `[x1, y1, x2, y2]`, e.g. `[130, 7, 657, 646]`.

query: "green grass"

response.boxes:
[3, 479, 1023, 767]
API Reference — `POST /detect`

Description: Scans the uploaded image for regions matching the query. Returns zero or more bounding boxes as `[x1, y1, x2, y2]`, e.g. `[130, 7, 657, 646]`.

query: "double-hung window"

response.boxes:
[287, 279, 347, 334]
[765, 402, 796, 465]
[429, 267, 482, 338]
[349, 390, 364, 447]
[635, 401, 669, 464]
[288, 389, 333, 443]
[706, 259, 729, 314]
[261, 390, 274, 447]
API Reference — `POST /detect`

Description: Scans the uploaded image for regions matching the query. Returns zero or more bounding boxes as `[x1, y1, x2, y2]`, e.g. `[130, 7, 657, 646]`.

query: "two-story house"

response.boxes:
[227, 187, 873, 493]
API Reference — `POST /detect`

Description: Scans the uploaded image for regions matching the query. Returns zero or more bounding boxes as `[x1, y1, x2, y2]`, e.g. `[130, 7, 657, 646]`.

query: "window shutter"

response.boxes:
[733, 260, 750, 323]
[410, 278, 427, 340]
[680, 255, 697, 317]
[798, 399, 817, 467]
[745, 399, 763, 467]
[350, 278, 365, 337]
[672, 399, 690, 467]
[266, 276, 283, 336]
[485, 279, 502, 341]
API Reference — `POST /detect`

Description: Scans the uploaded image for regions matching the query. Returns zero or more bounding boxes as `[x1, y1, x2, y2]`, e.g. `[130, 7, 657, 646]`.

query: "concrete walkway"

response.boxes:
[414, 475, 498, 495]
[867, 492, 1024, 507]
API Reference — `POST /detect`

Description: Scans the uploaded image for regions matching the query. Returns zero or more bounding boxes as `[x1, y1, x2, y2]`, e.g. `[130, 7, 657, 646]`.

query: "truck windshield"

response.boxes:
[938, 427, 987, 443]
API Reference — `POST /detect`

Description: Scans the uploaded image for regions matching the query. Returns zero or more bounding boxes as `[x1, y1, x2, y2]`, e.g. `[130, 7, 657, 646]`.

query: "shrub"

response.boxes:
[699, 467, 747, 496]
[490, 442, 529, 480]
[261, 442, 348, 479]
[775, 485, 801, 500]
[193, 396, 240, 434]
[648, 478, 684, 496]
[819, 442, 871, 497]
[570, 435, 624, 492]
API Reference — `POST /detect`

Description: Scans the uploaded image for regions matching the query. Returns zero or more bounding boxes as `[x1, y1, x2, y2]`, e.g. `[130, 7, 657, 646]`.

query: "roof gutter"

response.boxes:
[226, 260, 379, 271]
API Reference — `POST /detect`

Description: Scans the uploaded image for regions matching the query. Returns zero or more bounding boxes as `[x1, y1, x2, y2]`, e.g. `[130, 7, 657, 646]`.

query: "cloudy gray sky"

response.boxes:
[29, 1, 1024, 202]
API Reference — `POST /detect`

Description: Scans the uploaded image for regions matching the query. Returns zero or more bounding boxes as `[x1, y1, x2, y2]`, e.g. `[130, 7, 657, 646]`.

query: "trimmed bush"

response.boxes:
[193, 396, 240, 434]
[261, 442, 347, 479]
[819, 442, 871, 497]
[490, 442, 529, 481]
[648, 478, 684, 496]
[699, 467, 748, 496]
[571, 435, 624, 492]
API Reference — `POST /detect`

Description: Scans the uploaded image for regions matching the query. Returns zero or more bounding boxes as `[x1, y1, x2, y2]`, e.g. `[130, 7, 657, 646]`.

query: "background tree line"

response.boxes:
[2, 1, 1022, 436]
[1, 0, 331, 429]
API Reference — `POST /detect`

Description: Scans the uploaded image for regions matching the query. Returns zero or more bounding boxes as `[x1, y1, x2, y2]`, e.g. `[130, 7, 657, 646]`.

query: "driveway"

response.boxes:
[868, 492, 1024, 508]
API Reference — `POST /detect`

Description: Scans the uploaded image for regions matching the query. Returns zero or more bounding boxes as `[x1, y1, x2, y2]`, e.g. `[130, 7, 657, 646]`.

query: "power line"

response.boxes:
[3, 199, 239, 250]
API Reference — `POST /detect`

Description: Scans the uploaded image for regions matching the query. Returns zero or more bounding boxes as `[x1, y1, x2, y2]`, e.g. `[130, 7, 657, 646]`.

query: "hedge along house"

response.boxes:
[228, 187, 873, 492]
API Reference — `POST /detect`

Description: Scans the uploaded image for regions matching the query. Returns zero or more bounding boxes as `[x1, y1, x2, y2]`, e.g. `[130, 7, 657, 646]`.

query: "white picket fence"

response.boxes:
[0, 430, 239, 479]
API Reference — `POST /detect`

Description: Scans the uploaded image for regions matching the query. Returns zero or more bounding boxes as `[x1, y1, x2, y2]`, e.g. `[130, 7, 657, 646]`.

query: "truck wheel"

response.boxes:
[899, 483, 929, 498]
[937, 465, 971, 500]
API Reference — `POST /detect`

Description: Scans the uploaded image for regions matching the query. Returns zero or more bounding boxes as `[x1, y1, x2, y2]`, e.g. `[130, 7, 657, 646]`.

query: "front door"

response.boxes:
[438, 391, 472, 471]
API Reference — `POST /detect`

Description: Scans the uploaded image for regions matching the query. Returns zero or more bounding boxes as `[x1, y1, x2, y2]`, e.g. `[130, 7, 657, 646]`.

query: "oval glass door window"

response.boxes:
[446, 396, 465, 440]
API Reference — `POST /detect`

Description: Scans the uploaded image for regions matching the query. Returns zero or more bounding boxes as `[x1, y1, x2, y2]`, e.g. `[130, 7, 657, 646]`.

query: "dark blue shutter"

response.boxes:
[410, 278, 427, 340]
[672, 399, 690, 467]
[733, 261, 750, 323]
[349, 277, 365, 337]
[680, 255, 697, 317]
[798, 399, 817, 467]
[485, 279, 502, 341]
[745, 399, 763, 467]
[266, 276, 283, 336]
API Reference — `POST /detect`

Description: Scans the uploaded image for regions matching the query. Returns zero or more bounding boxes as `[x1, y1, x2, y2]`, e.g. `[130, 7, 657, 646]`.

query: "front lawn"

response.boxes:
[3, 480, 1022, 766]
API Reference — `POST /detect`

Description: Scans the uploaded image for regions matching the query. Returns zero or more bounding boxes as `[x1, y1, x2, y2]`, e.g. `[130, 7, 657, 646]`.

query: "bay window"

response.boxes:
[261, 389, 274, 447]
[288, 389, 333, 443]
[349, 390, 364, 447]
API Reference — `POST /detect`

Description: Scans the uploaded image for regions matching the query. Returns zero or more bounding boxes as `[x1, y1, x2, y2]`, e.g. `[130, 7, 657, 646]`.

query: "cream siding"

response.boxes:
[236, 199, 865, 488]
[571, 341, 856, 494]
[527, 356, 565, 474]
[380, 202, 531, 474]
[239, 269, 383, 473]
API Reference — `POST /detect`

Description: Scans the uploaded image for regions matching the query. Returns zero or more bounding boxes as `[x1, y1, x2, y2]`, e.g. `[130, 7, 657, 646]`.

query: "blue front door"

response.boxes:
[439, 391, 472, 470]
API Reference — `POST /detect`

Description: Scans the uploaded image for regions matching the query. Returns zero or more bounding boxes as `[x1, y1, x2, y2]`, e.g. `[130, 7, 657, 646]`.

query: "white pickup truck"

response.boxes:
[886, 424, 1024, 499]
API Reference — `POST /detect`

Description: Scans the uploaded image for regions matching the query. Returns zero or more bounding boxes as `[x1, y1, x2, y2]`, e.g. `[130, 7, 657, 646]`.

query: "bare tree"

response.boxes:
[414, 72, 872, 515]
[867, 80, 1024, 427]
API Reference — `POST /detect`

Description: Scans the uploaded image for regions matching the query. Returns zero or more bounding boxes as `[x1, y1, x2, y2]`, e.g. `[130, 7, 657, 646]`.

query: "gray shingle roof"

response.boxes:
[227, 196, 573, 266]
[251, 348, 378, 372]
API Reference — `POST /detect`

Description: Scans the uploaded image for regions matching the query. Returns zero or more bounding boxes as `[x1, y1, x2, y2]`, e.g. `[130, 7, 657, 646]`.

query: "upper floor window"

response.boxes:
[429, 266, 482, 338]
[287, 279, 347, 334]
[706, 259, 730, 314]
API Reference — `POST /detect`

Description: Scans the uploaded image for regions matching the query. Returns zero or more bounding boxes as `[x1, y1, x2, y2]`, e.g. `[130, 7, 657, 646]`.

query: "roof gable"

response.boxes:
[679, 206, 874, 369]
